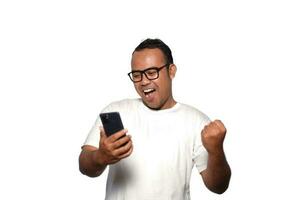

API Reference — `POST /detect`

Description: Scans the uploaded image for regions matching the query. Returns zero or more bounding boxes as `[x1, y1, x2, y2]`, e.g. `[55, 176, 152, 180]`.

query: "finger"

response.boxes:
[119, 146, 133, 159]
[214, 120, 223, 126]
[201, 123, 210, 134]
[115, 140, 133, 156]
[118, 145, 134, 159]
[113, 135, 132, 149]
[214, 120, 226, 132]
[99, 126, 107, 139]
[108, 129, 128, 142]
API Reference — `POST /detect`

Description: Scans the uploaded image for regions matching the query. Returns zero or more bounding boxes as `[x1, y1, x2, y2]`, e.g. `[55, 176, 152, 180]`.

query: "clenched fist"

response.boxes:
[201, 120, 227, 154]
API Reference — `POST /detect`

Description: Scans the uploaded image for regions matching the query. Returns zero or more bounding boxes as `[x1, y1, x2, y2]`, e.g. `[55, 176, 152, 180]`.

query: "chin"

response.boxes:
[143, 100, 160, 110]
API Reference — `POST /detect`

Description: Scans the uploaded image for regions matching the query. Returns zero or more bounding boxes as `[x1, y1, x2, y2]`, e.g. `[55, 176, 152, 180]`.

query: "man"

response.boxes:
[79, 38, 231, 199]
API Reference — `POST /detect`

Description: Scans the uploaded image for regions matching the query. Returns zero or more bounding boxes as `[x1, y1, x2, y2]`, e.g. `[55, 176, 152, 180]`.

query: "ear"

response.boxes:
[168, 64, 177, 79]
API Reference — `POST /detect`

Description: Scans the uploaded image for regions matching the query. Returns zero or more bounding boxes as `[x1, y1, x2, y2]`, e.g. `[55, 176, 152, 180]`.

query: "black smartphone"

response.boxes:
[100, 112, 124, 137]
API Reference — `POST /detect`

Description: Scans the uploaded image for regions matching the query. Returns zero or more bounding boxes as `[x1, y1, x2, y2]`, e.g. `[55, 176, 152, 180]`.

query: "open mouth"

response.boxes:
[143, 88, 156, 97]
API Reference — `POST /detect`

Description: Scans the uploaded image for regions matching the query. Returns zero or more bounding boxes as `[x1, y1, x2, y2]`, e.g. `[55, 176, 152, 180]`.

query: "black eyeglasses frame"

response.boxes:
[128, 63, 169, 83]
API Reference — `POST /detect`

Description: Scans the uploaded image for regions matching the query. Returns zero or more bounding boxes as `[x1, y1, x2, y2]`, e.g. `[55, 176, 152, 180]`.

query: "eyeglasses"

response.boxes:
[128, 63, 169, 83]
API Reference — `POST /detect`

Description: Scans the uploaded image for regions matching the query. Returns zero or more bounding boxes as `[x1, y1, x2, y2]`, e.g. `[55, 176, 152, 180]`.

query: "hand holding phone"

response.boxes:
[97, 112, 133, 165]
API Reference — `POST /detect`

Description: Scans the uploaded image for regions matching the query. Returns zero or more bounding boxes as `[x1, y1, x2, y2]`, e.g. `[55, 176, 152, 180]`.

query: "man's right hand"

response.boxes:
[94, 127, 133, 165]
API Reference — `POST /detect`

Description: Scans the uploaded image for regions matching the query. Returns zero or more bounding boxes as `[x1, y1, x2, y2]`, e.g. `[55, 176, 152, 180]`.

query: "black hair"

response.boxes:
[133, 38, 174, 64]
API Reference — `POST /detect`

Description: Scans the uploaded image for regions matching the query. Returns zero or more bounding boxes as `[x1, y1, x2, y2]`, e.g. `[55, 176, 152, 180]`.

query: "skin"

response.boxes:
[200, 120, 231, 194]
[130, 48, 177, 110]
[79, 48, 231, 194]
[79, 127, 133, 177]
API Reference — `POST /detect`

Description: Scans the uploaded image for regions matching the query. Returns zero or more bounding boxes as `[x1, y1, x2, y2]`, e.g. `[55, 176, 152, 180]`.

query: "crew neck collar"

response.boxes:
[138, 98, 181, 113]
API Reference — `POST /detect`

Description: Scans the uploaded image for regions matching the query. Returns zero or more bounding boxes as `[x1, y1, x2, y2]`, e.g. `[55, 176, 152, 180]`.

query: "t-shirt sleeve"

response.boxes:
[83, 116, 102, 148]
[82, 104, 112, 148]
[192, 114, 211, 173]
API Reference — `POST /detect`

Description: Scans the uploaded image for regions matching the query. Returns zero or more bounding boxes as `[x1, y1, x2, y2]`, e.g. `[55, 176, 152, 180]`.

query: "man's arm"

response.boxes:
[79, 145, 107, 177]
[200, 149, 231, 194]
[79, 128, 133, 177]
[200, 120, 231, 194]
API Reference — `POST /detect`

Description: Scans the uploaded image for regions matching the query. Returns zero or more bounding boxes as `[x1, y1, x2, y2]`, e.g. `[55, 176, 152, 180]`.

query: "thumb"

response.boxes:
[99, 126, 107, 139]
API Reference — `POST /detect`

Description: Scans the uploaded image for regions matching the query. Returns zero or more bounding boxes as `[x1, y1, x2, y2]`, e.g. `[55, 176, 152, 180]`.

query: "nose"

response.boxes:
[141, 73, 151, 85]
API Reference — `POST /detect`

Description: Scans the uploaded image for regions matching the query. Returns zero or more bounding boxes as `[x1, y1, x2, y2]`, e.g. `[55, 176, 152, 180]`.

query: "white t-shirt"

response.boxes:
[84, 98, 211, 200]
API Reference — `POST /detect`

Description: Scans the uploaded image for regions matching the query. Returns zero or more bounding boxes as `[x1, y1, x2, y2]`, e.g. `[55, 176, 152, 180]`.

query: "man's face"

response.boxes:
[131, 48, 176, 110]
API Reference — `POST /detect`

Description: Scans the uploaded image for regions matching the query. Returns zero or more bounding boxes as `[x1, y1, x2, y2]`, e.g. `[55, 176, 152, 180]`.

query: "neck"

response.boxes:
[147, 95, 177, 111]
[161, 96, 176, 110]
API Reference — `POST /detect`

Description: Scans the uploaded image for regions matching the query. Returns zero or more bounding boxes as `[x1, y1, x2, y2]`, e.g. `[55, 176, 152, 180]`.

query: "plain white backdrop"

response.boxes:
[1, 0, 299, 199]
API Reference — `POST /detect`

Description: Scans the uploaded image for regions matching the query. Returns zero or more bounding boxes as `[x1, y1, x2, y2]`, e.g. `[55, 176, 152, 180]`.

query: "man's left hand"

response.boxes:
[201, 120, 227, 154]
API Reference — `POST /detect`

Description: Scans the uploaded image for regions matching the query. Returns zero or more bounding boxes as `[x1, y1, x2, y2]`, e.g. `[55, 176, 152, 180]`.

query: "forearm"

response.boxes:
[79, 150, 107, 177]
[202, 149, 231, 194]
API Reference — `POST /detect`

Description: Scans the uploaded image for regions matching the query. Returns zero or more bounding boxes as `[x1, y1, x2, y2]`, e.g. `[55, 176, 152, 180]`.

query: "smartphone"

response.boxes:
[100, 112, 124, 137]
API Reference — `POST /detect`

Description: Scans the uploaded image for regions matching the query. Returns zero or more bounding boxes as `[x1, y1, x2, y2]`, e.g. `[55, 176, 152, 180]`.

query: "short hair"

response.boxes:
[133, 38, 174, 64]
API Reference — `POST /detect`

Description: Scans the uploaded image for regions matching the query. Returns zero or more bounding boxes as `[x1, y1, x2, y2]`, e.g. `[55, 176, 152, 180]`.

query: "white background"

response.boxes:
[0, 0, 299, 199]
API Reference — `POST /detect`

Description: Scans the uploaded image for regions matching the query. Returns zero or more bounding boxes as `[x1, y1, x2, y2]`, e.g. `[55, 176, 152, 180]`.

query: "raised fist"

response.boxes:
[201, 120, 227, 154]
